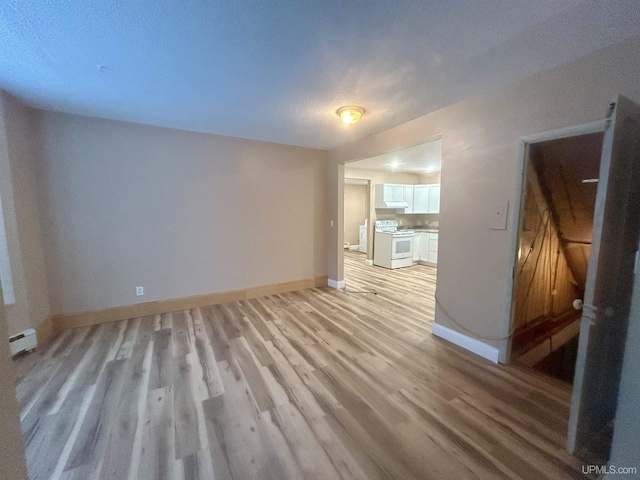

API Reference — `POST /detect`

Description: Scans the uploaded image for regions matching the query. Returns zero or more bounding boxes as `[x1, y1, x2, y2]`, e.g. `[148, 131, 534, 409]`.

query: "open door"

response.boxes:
[568, 95, 640, 459]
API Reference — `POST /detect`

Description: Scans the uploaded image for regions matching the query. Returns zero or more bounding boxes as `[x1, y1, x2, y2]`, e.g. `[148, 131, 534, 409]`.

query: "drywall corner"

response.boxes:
[0, 92, 51, 335]
[0, 288, 29, 479]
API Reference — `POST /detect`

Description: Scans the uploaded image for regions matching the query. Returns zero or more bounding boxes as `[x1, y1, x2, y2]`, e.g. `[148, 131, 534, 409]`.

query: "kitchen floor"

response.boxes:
[343, 250, 436, 317]
[15, 252, 589, 479]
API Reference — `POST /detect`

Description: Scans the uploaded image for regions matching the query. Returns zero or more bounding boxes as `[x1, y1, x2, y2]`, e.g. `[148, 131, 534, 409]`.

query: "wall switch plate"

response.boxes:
[136, 286, 144, 296]
[490, 201, 509, 230]
[330, 220, 334, 227]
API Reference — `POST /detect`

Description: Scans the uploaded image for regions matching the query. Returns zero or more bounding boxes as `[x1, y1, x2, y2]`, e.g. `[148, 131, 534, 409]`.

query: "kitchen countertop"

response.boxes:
[400, 228, 438, 233]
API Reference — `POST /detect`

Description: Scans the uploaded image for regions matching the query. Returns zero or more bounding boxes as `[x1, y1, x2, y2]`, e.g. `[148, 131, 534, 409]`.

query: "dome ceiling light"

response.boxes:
[337, 106, 365, 125]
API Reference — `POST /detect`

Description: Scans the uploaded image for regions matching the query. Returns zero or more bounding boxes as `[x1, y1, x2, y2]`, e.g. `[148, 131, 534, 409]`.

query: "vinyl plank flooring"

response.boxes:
[137, 386, 183, 480]
[98, 334, 153, 480]
[24, 386, 89, 480]
[63, 359, 128, 472]
[14, 251, 591, 479]
[149, 328, 174, 390]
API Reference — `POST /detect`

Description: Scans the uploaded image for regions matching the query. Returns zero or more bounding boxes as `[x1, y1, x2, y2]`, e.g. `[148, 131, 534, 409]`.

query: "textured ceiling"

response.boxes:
[2, 1, 640, 149]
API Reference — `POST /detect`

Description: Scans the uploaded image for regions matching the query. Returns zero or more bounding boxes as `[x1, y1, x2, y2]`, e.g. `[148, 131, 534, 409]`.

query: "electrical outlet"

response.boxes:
[136, 286, 144, 296]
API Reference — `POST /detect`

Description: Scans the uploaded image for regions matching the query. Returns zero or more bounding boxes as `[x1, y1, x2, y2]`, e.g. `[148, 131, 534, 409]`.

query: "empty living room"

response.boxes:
[2, 2, 640, 479]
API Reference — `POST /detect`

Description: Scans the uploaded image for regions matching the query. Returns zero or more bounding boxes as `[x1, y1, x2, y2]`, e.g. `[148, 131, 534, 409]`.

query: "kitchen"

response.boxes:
[343, 138, 442, 281]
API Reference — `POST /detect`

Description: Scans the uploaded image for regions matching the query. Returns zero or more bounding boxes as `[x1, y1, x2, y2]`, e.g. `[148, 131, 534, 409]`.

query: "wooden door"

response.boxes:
[567, 95, 640, 458]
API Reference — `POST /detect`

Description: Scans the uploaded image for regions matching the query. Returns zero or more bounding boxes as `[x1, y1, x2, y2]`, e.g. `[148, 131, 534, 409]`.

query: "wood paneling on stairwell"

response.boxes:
[514, 176, 579, 332]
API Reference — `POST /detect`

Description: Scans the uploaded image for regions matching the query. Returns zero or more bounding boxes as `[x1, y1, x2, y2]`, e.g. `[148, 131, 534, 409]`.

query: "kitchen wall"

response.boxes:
[419, 171, 441, 184]
[0, 92, 50, 335]
[30, 111, 330, 316]
[345, 167, 440, 228]
[330, 35, 640, 359]
[344, 183, 367, 246]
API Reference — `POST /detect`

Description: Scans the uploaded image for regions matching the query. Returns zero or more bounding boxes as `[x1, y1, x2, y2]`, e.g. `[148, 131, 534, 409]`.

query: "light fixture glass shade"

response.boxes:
[337, 106, 364, 125]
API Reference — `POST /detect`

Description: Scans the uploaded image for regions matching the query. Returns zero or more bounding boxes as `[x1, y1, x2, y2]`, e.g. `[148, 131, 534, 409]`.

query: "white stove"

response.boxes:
[373, 220, 415, 269]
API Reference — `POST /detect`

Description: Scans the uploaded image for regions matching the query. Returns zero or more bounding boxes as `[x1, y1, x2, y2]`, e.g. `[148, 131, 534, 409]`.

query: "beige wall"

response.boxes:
[0, 92, 50, 335]
[327, 161, 343, 282]
[0, 113, 29, 480]
[331, 35, 640, 356]
[344, 184, 367, 246]
[419, 171, 442, 184]
[0, 299, 28, 479]
[31, 111, 330, 315]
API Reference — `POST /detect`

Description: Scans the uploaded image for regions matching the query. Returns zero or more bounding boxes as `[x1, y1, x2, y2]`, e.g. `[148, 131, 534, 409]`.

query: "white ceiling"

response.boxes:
[348, 138, 442, 174]
[2, 1, 640, 150]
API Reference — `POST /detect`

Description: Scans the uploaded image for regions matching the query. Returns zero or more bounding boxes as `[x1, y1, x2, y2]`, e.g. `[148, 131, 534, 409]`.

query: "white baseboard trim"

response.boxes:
[348, 245, 360, 251]
[432, 323, 500, 364]
[328, 278, 346, 289]
[365, 259, 373, 266]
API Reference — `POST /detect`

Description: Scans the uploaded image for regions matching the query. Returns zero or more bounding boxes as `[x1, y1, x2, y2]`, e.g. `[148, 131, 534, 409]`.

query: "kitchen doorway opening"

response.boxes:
[341, 138, 442, 280]
[508, 128, 604, 382]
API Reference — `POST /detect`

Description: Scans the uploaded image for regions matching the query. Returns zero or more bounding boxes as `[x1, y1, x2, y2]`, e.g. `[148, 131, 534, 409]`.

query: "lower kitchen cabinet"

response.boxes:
[413, 233, 421, 261]
[414, 231, 438, 266]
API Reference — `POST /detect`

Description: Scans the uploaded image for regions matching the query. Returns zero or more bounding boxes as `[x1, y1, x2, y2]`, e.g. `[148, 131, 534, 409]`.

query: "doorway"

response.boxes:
[507, 96, 640, 465]
[342, 138, 442, 268]
[343, 178, 369, 256]
[509, 132, 604, 383]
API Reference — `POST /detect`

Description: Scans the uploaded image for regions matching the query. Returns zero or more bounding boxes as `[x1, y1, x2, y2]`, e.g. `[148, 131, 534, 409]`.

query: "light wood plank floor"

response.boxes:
[14, 251, 591, 479]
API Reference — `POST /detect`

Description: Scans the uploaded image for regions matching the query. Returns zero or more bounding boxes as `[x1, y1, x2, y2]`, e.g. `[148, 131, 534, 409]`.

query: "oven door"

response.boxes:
[391, 235, 413, 259]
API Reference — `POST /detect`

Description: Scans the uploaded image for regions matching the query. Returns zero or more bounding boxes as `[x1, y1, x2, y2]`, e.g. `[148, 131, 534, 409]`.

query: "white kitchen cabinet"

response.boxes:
[413, 232, 423, 261]
[389, 184, 406, 201]
[411, 184, 440, 214]
[418, 233, 430, 260]
[404, 185, 414, 213]
[375, 184, 408, 208]
[413, 185, 429, 213]
[415, 231, 438, 266]
[427, 184, 441, 213]
[427, 232, 438, 265]
[375, 183, 438, 212]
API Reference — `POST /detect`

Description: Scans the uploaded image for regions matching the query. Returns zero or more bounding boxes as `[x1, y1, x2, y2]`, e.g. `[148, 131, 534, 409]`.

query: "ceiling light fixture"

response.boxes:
[337, 106, 365, 125]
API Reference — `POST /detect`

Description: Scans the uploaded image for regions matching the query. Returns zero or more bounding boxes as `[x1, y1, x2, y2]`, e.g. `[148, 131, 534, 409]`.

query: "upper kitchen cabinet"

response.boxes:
[413, 184, 440, 214]
[375, 183, 440, 213]
[427, 184, 440, 213]
[375, 184, 410, 209]
[404, 185, 414, 213]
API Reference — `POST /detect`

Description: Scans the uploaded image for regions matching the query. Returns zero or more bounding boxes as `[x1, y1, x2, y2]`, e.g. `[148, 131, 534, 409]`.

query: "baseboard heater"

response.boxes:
[9, 328, 37, 356]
